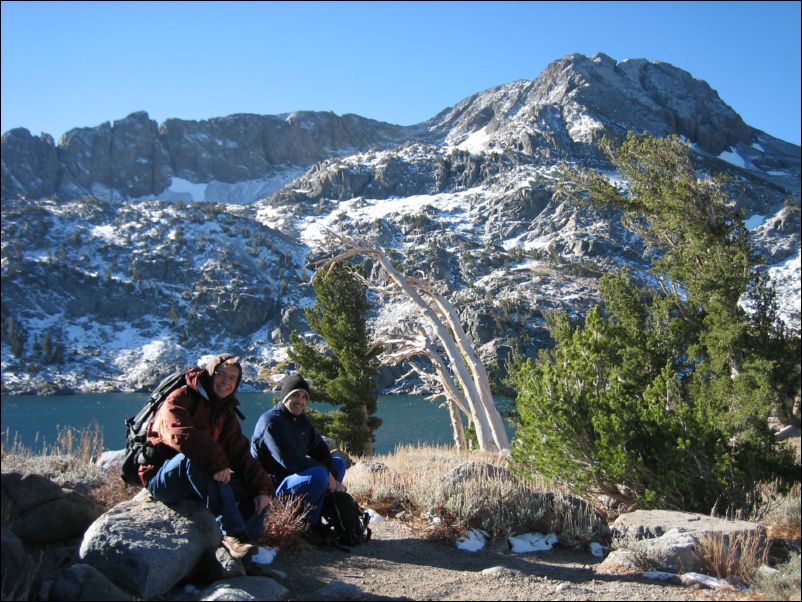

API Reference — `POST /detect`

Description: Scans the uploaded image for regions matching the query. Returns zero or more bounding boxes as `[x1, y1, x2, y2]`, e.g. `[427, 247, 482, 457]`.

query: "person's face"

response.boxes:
[212, 365, 239, 399]
[283, 390, 309, 416]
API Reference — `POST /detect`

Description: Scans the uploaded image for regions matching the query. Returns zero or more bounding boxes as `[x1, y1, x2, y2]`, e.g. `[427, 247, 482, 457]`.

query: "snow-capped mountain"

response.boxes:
[1, 53, 799, 395]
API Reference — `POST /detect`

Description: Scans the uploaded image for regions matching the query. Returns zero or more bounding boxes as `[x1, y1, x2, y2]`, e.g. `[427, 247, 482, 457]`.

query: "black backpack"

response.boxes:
[320, 491, 372, 548]
[119, 369, 190, 486]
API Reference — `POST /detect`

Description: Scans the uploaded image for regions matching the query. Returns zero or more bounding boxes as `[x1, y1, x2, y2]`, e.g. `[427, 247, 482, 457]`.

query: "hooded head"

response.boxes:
[205, 353, 242, 401]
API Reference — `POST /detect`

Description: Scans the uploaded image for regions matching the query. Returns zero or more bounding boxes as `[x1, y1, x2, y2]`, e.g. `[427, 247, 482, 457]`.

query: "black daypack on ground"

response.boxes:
[119, 369, 190, 486]
[320, 491, 372, 548]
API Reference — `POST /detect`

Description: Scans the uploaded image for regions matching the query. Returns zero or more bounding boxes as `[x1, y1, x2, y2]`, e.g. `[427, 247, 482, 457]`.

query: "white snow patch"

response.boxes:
[767, 170, 788, 176]
[373, 300, 422, 337]
[298, 191, 475, 246]
[456, 127, 492, 155]
[643, 571, 677, 581]
[566, 111, 604, 143]
[740, 251, 801, 333]
[767, 251, 801, 331]
[718, 149, 746, 169]
[590, 542, 607, 557]
[165, 177, 208, 202]
[751, 143, 765, 152]
[366, 509, 385, 523]
[205, 170, 305, 204]
[508, 532, 559, 553]
[456, 529, 487, 552]
[149, 173, 304, 205]
[680, 572, 731, 590]
[110, 337, 187, 385]
[90, 224, 119, 242]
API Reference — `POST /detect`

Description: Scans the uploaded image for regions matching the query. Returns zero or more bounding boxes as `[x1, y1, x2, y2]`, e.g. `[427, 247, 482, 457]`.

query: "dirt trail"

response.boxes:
[269, 518, 740, 601]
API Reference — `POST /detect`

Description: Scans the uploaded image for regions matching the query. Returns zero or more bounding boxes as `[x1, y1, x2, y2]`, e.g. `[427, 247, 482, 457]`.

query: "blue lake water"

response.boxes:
[0, 392, 515, 455]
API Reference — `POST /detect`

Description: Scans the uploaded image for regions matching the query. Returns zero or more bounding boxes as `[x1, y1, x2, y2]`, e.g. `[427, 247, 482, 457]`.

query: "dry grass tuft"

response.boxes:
[698, 530, 769, 584]
[344, 444, 607, 545]
[752, 552, 801, 601]
[2, 424, 107, 488]
[85, 467, 140, 510]
[2, 425, 140, 510]
[760, 483, 801, 541]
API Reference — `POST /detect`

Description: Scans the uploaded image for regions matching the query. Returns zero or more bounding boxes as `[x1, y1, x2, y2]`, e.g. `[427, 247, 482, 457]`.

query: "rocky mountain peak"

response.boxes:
[426, 53, 757, 159]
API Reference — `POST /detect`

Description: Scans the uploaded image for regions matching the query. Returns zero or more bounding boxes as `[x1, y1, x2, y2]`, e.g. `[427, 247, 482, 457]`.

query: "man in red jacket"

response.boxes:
[142, 353, 273, 558]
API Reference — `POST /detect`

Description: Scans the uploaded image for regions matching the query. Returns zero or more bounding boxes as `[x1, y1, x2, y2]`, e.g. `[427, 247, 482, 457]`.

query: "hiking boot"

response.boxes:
[222, 535, 256, 559]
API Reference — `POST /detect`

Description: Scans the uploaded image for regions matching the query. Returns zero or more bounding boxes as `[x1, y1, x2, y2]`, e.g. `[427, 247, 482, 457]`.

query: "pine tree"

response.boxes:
[290, 262, 381, 455]
[512, 134, 799, 513]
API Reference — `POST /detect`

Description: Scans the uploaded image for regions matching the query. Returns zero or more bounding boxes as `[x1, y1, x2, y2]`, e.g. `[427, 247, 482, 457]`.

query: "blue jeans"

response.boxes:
[275, 456, 347, 525]
[147, 453, 266, 543]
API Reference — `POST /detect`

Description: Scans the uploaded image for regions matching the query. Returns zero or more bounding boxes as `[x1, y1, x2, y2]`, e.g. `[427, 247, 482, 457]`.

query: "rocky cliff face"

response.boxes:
[1, 110, 412, 201]
[1, 53, 799, 394]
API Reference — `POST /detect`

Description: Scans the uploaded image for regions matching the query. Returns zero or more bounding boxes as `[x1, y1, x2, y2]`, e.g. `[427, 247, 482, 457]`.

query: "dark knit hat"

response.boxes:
[280, 373, 310, 404]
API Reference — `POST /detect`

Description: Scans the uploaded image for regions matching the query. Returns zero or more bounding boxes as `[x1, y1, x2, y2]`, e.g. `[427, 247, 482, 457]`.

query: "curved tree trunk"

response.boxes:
[313, 236, 510, 452]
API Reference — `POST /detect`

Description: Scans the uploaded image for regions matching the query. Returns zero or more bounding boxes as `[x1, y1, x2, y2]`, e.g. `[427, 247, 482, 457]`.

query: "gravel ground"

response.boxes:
[269, 518, 745, 601]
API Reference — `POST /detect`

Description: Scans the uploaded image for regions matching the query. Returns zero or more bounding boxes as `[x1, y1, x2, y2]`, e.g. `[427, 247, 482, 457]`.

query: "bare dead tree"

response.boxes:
[310, 231, 510, 453]
[383, 332, 469, 450]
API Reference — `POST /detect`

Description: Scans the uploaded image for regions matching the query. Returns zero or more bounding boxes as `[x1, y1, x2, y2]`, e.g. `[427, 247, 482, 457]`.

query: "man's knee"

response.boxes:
[308, 465, 329, 490]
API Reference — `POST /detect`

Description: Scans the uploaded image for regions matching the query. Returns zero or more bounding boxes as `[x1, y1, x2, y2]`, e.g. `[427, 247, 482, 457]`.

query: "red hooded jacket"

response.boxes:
[139, 360, 274, 499]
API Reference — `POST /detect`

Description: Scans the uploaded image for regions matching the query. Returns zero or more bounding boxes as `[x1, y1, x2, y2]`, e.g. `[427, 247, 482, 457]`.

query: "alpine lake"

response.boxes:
[1, 392, 515, 456]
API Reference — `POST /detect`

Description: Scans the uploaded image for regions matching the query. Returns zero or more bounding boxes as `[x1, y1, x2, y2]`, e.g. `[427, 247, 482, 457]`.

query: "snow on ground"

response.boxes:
[89, 224, 122, 243]
[590, 542, 607, 557]
[161, 177, 208, 202]
[718, 148, 746, 169]
[366, 509, 385, 523]
[139, 171, 306, 205]
[767, 251, 801, 332]
[508, 532, 560, 553]
[739, 250, 801, 333]
[456, 529, 487, 552]
[454, 127, 492, 155]
[298, 190, 479, 247]
[373, 299, 424, 337]
[111, 336, 187, 377]
[563, 103, 605, 143]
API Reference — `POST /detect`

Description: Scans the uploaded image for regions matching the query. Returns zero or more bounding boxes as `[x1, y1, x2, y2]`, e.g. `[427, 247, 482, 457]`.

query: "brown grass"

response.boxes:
[752, 552, 801, 601]
[1, 424, 137, 509]
[698, 530, 769, 584]
[85, 468, 141, 510]
[344, 444, 607, 546]
[760, 483, 801, 542]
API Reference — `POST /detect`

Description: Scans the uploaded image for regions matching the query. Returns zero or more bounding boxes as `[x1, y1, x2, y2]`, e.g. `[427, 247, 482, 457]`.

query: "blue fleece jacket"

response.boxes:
[250, 403, 333, 483]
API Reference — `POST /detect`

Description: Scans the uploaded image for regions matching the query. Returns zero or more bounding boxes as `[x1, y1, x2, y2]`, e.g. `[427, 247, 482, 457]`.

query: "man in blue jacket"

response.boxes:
[250, 373, 347, 530]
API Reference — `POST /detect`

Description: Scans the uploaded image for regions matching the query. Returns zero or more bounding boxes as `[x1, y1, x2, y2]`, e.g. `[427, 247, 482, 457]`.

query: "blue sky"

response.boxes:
[2, 1, 800, 145]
